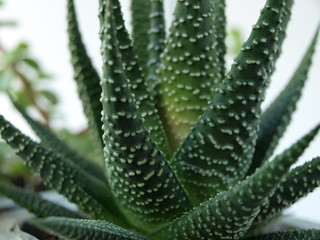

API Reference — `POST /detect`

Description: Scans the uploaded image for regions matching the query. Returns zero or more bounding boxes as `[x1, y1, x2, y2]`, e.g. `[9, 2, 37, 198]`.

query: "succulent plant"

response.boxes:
[0, 0, 319, 239]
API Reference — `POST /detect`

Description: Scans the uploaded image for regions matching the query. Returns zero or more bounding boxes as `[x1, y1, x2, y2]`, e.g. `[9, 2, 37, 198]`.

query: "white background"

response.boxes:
[0, 0, 320, 224]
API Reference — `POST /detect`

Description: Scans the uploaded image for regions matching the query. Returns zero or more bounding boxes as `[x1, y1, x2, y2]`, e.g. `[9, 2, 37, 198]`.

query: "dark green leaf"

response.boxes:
[158, 0, 221, 149]
[29, 217, 150, 240]
[211, 0, 226, 77]
[11, 100, 107, 183]
[99, 0, 171, 159]
[0, 180, 83, 219]
[0, 115, 130, 228]
[171, 0, 293, 204]
[67, 0, 105, 160]
[146, 0, 166, 95]
[100, 0, 192, 232]
[131, 0, 151, 74]
[152, 134, 300, 240]
[248, 26, 319, 175]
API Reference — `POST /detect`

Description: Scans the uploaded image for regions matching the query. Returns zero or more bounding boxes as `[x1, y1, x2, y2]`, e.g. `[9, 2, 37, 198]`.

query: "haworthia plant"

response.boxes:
[0, 0, 319, 239]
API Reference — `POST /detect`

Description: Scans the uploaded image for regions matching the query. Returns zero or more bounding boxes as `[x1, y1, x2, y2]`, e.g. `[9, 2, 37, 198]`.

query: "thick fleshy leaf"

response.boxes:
[0, 181, 83, 219]
[67, 0, 104, 159]
[152, 136, 300, 240]
[254, 156, 320, 227]
[248, 26, 319, 175]
[99, 0, 171, 159]
[171, 0, 293, 204]
[0, 115, 129, 228]
[250, 124, 320, 229]
[131, 0, 151, 73]
[99, 0, 192, 232]
[146, 0, 166, 95]
[12, 100, 107, 182]
[244, 229, 320, 240]
[28, 217, 150, 240]
[212, 0, 226, 77]
[158, 0, 221, 149]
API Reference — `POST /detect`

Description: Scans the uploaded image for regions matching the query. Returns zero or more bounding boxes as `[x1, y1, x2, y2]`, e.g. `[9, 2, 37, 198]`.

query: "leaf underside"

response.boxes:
[0, 181, 83, 219]
[29, 217, 150, 240]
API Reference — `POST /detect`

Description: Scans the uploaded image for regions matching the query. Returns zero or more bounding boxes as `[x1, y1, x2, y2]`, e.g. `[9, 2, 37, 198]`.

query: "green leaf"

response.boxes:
[152, 134, 300, 240]
[243, 229, 320, 240]
[0, 115, 130, 228]
[0, 180, 83, 219]
[21, 58, 40, 71]
[146, 0, 166, 95]
[66, 0, 105, 160]
[38, 90, 58, 105]
[158, 0, 221, 149]
[170, 0, 293, 204]
[99, 0, 192, 232]
[131, 0, 151, 74]
[0, 20, 17, 27]
[248, 26, 320, 175]
[211, 0, 226, 77]
[11, 100, 107, 183]
[254, 155, 320, 227]
[250, 124, 320, 229]
[99, 0, 171, 159]
[0, 69, 15, 91]
[28, 217, 150, 240]
[3, 43, 28, 66]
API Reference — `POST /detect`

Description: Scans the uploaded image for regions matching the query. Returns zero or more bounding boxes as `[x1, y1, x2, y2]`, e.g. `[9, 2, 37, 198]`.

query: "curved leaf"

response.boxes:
[248, 26, 319, 175]
[158, 0, 221, 149]
[99, 0, 171, 159]
[152, 134, 300, 240]
[212, 0, 226, 77]
[28, 217, 150, 240]
[67, 0, 104, 159]
[0, 181, 83, 219]
[99, 0, 192, 232]
[131, 0, 151, 73]
[171, 0, 293, 204]
[0, 115, 130, 228]
[254, 156, 320, 227]
[146, 0, 166, 95]
[11, 100, 107, 182]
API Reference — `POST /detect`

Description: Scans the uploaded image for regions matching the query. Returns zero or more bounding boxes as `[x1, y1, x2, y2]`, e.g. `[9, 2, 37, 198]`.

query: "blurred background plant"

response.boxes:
[0, 0, 99, 191]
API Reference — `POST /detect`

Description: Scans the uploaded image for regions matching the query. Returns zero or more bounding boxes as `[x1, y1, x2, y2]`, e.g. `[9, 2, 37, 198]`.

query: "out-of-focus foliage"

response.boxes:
[0, 0, 99, 186]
